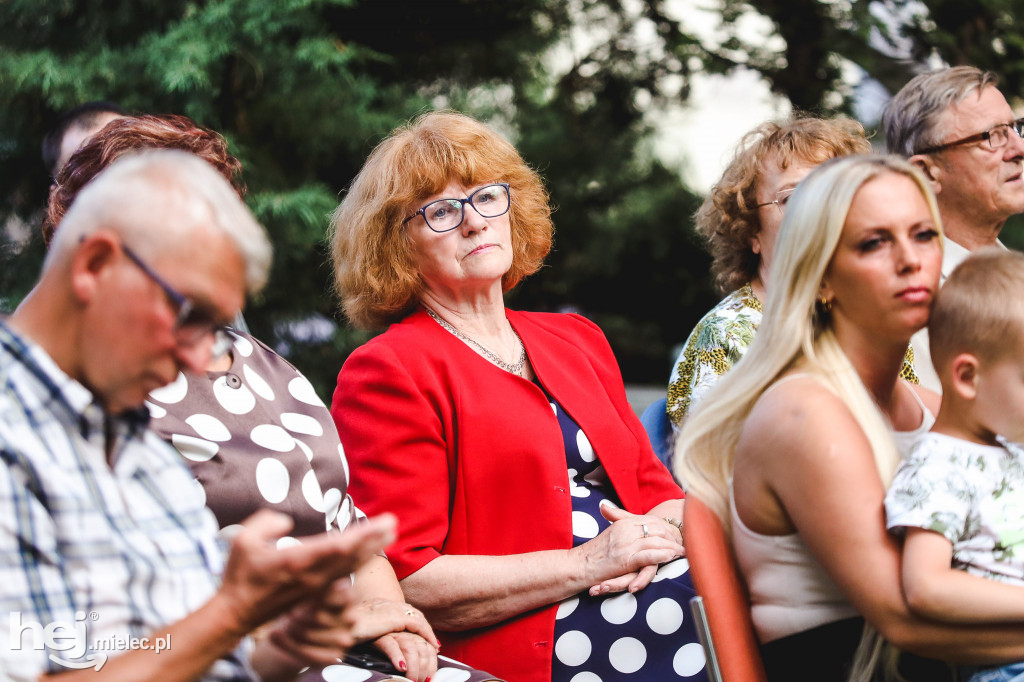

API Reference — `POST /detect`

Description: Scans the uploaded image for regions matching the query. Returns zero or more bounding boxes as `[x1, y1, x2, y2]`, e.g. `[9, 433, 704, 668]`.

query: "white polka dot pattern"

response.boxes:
[281, 411, 324, 437]
[323, 488, 342, 528]
[571, 510, 599, 539]
[320, 664, 374, 681]
[336, 496, 353, 530]
[250, 424, 295, 453]
[338, 443, 349, 481]
[218, 524, 243, 544]
[555, 630, 592, 667]
[296, 439, 314, 462]
[232, 334, 254, 357]
[184, 414, 231, 442]
[287, 375, 322, 406]
[149, 372, 188, 404]
[556, 596, 580, 619]
[569, 673, 602, 682]
[255, 457, 289, 503]
[673, 643, 707, 677]
[243, 364, 275, 400]
[170, 434, 218, 462]
[599, 592, 637, 625]
[576, 429, 595, 462]
[568, 468, 591, 498]
[301, 469, 325, 513]
[142, 327, 492, 679]
[608, 637, 646, 673]
[551, 394, 706, 680]
[646, 597, 684, 634]
[212, 375, 256, 414]
[191, 478, 207, 506]
[651, 557, 690, 583]
[276, 536, 301, 549]
[145, 401, 167, 418]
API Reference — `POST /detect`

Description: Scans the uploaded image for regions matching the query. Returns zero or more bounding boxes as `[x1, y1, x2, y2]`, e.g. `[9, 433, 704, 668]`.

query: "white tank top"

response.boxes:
[730, 377, 933, 643]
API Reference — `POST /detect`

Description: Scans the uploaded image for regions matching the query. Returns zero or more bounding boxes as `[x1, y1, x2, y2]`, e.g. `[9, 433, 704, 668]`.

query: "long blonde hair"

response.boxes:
[677, 154, 943, 682]
[676, 154, 943, 682]
[675, 154, 943, 524]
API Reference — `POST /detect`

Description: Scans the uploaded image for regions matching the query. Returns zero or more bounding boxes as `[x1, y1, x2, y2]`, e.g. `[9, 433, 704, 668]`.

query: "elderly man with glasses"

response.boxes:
[0, 150, 395, 682]
[884, 65, 1024, 391]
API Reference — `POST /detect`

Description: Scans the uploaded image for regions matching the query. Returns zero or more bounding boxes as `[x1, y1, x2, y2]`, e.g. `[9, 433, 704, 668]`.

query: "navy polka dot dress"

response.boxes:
[548, 399, 708, 682]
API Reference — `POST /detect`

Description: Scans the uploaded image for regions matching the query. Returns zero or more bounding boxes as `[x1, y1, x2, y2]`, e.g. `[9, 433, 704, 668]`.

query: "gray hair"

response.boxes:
[882, 66, 999, 157]
[47, 149, 272, 295]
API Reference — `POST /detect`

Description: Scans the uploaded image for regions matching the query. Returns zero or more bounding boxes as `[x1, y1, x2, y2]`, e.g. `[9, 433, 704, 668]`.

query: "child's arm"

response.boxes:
[902, 527, 1024, 623]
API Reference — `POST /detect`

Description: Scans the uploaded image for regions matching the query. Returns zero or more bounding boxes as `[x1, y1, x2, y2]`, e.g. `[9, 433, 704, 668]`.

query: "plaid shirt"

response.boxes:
[0, 320, 253, 681]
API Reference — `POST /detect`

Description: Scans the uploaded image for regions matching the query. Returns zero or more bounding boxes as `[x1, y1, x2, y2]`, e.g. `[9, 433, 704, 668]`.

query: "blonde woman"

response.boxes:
[677, 155, 1024, 680]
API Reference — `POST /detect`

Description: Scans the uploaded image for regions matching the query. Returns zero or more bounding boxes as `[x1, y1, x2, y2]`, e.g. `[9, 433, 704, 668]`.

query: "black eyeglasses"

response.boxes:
[121, 243, 234, 359]
[403, 183, 511, 233]
[915, 118, 1024, 155]
[755, 187, 797, 214]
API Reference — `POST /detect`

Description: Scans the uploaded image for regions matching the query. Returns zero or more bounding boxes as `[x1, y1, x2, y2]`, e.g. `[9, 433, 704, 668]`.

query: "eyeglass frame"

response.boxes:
[120, 242, 234, 359]
[914, 117, 1024, 156]
[402, 183, 511, 233]
[755, 187, 797, 213]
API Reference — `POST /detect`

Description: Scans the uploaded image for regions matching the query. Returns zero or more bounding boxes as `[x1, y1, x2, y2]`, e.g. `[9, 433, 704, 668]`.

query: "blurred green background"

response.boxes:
[4, 0, 1024, 400]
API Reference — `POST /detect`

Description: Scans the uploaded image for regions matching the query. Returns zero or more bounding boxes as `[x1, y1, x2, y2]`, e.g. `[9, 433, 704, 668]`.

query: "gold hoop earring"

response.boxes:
[818, 296, 832, 313]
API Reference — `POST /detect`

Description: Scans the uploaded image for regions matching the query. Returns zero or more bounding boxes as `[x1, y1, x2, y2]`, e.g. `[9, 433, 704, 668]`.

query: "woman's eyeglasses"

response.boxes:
[755, 187, 796, 214]
[403, 183, 511, 233]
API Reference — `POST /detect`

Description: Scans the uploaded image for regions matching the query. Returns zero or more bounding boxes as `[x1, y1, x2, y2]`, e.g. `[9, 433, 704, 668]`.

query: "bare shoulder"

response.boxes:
[909, 382, 941, 416]
[736, 373, 883, 537]
[738, 373, 872, 470]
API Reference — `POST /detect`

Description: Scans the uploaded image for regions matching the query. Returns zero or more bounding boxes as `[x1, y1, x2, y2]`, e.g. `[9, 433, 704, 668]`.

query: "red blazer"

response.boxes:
[332, 308, 683, 682]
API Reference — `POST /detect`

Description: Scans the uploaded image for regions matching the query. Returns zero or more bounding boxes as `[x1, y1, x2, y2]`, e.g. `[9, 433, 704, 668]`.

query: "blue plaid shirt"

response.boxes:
[0, 320, 253, 680]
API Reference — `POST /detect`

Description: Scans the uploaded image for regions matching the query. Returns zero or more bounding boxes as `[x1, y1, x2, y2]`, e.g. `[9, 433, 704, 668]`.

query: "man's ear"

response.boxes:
[69, 232, 119, 304]
[949, 352, 980, 400]
[909, 154, 941, 195]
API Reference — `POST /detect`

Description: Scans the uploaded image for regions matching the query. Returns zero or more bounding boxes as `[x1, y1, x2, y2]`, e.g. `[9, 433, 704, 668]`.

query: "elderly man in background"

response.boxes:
[883, 65, 1024, 391]
[0, 150, 394, 682]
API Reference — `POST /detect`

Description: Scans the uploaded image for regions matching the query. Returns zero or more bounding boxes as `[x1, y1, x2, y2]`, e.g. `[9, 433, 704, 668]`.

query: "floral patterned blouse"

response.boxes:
[886, 432, 1024, 585]
[666, 285, 762, 426]
[667, 283, 920, 427]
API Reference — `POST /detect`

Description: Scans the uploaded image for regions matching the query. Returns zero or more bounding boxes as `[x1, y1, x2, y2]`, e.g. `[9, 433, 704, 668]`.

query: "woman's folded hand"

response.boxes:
[570, 502, 685, 596]
[373, 630, 439, 682]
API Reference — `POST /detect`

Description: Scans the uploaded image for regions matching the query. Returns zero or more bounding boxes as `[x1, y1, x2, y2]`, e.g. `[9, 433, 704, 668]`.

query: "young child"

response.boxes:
[886, 247, 1024, 682]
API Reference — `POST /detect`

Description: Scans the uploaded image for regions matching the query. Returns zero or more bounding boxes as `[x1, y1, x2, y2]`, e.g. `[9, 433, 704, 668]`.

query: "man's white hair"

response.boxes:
[47, 149, 272, 295]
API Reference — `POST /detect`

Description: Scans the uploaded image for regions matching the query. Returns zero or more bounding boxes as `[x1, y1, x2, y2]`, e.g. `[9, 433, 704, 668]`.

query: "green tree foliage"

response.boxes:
[701, 0, 1024, 115]
[697, 0, 1024, 248]
[1, 0, 712, 396]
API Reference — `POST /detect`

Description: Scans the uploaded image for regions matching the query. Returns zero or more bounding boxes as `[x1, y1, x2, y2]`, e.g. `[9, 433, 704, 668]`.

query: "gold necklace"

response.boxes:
[424, 307, 526, 376]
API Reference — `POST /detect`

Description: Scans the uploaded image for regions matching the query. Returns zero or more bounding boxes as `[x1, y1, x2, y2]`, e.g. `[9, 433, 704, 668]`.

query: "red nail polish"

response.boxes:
[399, 661, 407, 671]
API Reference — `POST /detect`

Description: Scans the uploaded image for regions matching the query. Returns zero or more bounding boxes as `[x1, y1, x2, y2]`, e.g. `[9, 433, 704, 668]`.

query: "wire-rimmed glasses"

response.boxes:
[915, 118, 1024, 155]
[403, 183, 511, 233]
[121, 243, 234, 359]
[755, 187, 797, 214]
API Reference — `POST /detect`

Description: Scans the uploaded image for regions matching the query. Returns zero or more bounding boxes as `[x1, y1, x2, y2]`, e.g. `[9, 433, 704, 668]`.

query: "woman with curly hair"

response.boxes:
[331, 111, 706, 682]
[667, 117, 873, 425]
